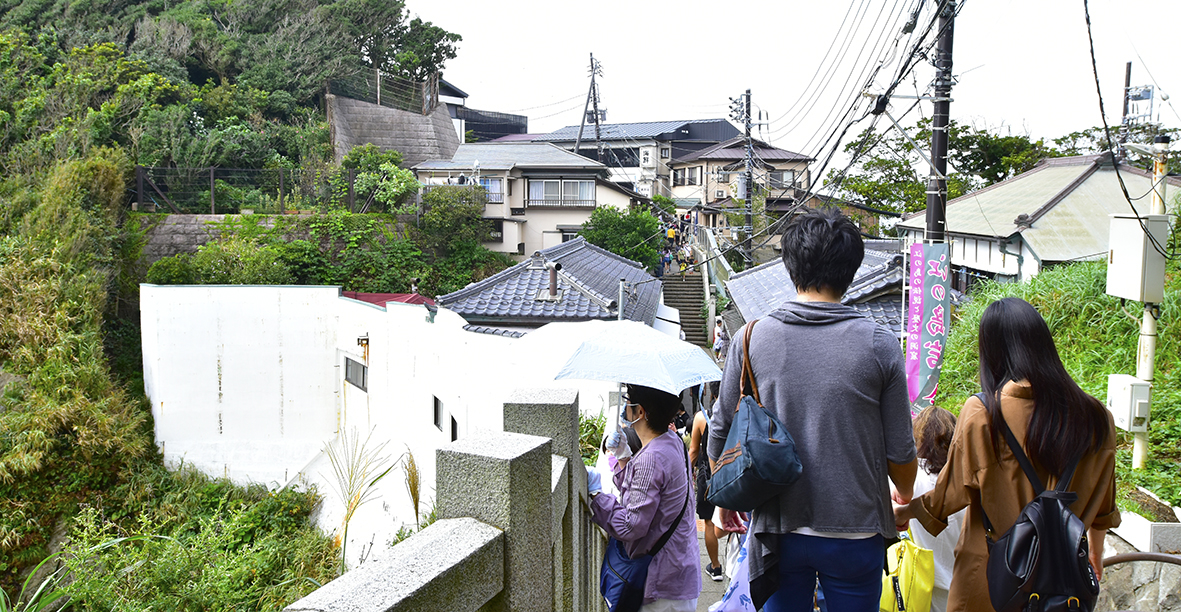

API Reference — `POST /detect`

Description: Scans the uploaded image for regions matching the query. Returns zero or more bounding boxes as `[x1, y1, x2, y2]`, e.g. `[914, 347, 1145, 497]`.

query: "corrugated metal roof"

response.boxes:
[536, 119, 733, 142]
[898, 154, 1179, 262]
[437, 237, 661, 325]
[413, 142, 604, 172]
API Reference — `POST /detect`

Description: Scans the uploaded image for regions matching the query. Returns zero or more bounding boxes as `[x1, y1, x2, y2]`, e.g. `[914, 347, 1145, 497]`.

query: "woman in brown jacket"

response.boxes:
[893, 297, 1120, 612]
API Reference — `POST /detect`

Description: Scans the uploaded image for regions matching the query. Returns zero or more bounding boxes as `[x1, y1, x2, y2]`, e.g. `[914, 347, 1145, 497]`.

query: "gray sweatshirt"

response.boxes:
[707, 300, 915, 606]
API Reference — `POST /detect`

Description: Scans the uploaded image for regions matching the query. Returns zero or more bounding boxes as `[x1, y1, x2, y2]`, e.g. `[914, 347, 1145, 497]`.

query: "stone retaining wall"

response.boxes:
[1099, 533, 1181, 612]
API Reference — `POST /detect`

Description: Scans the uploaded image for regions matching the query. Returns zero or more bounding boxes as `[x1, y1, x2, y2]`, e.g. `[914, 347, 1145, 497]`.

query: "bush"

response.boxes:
[189, 237, 294, 285]
[146, 254, 197, 284]
[61, 469, 336, 612]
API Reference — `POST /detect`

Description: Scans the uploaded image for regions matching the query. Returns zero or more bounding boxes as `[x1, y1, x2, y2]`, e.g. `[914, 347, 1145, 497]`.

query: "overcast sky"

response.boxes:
[418, 0, 1180, 162]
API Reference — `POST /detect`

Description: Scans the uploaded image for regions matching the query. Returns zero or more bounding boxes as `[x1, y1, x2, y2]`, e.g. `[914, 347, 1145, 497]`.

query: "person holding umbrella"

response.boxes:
[588, 383, 701, 612]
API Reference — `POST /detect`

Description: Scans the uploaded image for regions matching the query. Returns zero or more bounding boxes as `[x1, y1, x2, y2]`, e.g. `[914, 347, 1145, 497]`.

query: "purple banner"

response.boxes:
[905, 243, 950, 411]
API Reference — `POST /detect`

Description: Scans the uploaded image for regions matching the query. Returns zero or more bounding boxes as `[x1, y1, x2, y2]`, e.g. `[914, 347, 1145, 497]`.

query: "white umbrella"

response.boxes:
[554, 320, 722, 395]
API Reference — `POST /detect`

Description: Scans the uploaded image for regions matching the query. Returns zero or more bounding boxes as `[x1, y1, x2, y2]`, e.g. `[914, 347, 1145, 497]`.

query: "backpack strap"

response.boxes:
[737, 320, 761, 410]
[976, 391, 1084, 539]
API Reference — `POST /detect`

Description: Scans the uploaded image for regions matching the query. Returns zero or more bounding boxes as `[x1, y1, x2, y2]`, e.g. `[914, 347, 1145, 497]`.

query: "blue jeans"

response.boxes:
[763, 533, 884, 612]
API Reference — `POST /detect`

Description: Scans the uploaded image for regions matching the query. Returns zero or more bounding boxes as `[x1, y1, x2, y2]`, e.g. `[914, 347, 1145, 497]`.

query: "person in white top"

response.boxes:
[906, 406, 965, 612]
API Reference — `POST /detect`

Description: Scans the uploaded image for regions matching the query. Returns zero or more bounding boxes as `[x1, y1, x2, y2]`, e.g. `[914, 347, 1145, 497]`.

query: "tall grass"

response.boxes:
[938, 260, 1181, 507]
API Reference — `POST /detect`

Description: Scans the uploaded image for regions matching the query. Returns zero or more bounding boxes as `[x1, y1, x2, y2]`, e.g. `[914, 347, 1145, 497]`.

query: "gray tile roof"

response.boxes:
[536, 119, 731, 142]
[437, 237, 661, 326]
[673, 137, 813, 164]
[462, 324, 525, 338]
[413, 142, 605, 172]
[724, 249, 902, 332]
[850, 297, 904, 336]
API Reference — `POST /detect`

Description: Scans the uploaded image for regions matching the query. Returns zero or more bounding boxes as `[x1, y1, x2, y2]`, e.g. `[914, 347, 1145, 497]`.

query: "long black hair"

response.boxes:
[977, 297, 1108, 475]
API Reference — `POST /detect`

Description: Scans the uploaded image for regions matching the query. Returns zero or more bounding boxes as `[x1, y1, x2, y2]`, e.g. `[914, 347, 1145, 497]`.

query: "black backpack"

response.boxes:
[981, 400, 1100, 612]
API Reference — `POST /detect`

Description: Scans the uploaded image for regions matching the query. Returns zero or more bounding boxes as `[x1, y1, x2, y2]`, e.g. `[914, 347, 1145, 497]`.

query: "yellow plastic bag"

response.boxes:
[880, 530, 934, 612]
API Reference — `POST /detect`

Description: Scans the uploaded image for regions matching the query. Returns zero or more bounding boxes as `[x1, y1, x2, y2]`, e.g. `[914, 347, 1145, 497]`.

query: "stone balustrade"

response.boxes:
[283, 388, 608, 612]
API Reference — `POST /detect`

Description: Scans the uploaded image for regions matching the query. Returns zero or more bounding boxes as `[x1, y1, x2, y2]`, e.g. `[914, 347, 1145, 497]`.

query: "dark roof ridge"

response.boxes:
[1023, 158, 1102, 226]
[555, 268, 616, 310]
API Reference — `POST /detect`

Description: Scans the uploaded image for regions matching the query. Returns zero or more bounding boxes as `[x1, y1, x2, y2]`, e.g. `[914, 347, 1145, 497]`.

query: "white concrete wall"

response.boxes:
[141, 285, 619, 568]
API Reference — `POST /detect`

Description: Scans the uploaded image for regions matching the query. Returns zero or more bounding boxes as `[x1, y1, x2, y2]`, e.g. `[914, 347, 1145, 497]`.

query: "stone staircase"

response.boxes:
[661, 271, 709, 348]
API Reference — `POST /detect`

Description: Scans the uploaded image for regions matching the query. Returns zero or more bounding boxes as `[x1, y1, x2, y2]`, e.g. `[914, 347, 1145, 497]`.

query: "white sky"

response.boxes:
[418, 0, 1181, 165]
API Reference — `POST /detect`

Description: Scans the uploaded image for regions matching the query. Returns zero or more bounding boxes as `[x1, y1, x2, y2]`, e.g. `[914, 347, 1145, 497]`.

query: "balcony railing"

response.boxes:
[421, 184, 503, 204]
[525, 198, 596, 209]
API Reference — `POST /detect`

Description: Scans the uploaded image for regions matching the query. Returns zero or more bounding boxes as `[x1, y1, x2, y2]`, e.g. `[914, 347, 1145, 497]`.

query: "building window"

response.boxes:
[344, 357, 367, 391]
[433, 396, 443, 431]
[717, 171, 729, 184]
[450, 416, 459, 441]
[673, 168, 699, 186]
[660, 148, 670, 159]
[527, 180, 595, 205]
[769, 170, 795, 189]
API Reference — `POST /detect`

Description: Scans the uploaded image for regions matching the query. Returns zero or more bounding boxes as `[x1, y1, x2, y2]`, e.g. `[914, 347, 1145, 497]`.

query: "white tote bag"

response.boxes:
[709, 533, 755, 612]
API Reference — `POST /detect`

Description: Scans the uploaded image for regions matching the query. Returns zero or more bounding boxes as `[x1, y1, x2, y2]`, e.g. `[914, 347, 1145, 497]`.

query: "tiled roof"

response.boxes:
[673, 137, 812, 164]
[536, 119, 730, 142]
[413, 142, 604, 172]
[724, 248, 902, 331]
[437, 237, 661, 326]
[462, 324, 526, 338]
[849, 297, 904, 336]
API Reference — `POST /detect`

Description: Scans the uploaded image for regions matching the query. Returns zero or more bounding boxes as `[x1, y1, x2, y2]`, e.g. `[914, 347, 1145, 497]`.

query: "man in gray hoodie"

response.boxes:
[708, 209, 917, 612]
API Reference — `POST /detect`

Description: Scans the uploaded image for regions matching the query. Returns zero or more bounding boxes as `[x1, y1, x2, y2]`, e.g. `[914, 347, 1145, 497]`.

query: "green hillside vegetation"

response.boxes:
[938, 260, 1181, 511]
[0, 0, 499, 605]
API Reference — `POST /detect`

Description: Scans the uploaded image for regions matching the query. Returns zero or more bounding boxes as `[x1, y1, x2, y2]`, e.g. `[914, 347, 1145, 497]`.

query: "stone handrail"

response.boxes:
[284, 388, 608, 612]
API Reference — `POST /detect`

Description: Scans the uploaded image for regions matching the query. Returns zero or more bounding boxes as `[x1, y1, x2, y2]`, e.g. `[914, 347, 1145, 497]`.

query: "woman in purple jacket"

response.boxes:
[589, 383, 702, 612]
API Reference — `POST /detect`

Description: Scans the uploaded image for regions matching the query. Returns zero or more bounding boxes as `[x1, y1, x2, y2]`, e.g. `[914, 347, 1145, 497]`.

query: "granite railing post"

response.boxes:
[503, 388, 607, 612]
[437, 430, 553, 612]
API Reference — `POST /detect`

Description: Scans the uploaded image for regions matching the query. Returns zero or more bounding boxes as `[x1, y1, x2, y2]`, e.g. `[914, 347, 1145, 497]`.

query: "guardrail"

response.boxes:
[284, 388, 608, 612]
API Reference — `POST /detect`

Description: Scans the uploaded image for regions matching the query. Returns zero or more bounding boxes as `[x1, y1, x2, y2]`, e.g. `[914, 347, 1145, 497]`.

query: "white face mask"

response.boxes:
[620, 403, 642, 429]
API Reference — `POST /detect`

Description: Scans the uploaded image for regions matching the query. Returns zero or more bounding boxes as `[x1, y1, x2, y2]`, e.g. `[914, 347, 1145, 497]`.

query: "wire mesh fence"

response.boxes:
[327, 70, 439, 115]
[135, 166, 390, 214]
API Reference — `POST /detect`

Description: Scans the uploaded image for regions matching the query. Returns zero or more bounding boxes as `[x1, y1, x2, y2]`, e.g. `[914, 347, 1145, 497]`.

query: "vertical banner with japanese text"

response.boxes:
[905, 242, 950, 412]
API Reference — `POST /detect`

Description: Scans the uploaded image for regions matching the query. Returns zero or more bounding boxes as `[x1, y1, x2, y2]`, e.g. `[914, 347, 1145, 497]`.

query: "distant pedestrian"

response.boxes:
[712, 319, 730, 361]
[690, 407, 724, 582]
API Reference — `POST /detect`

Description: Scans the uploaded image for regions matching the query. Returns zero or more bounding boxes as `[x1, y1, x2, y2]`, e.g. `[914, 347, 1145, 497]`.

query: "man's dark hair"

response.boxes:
[780, 208, 864, 295]
[626, 384, 682, 431]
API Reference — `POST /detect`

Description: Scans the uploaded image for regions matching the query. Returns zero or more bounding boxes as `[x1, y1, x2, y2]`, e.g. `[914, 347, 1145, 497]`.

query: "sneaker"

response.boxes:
[706, 563, 724, 582]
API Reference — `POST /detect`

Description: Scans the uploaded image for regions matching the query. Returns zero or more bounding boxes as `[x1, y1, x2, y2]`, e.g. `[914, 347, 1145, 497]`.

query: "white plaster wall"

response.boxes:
[904, 231, 1027, 279]
[142, 285, 341, 486]
[142, 284, 621, 568]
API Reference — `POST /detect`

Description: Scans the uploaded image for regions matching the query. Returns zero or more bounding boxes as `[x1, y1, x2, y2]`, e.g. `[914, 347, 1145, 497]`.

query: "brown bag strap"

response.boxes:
[737, 319, 760, 411]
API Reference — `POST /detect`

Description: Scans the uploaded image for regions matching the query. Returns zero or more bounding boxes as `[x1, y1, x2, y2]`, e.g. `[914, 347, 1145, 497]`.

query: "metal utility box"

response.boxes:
[1107, 374, 1151, 433]
[1106, 214, 1170, 303]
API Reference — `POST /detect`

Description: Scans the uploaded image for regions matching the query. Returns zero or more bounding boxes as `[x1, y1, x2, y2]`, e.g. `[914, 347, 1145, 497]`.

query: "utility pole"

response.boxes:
[729, 90, 753, 263]
[924, 0, 955, 243]
[1132, 135, 1171, 468]
[574, 54, 603, 159]
[1119, 62, 1133, 161]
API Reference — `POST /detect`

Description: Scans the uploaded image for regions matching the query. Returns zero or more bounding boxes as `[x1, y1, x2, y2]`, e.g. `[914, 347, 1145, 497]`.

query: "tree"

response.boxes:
[330, 0, 460, 82]
[827, 119, 1045, 214]
[579, 206, 661, 271]
[1054, 124, 1181, 175]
